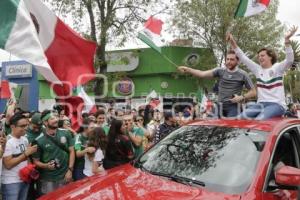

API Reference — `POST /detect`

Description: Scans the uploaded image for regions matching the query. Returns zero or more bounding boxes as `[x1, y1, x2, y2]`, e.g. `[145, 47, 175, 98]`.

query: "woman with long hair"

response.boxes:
[83, 127, 107, 177]
[103, 119, 134, 169]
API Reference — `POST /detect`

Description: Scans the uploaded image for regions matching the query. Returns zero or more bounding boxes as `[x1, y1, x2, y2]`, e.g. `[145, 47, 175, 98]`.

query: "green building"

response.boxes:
[37, 46, 216, 111]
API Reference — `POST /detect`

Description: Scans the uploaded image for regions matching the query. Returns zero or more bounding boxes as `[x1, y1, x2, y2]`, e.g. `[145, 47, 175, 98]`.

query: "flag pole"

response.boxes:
[161, 53, 178, 67]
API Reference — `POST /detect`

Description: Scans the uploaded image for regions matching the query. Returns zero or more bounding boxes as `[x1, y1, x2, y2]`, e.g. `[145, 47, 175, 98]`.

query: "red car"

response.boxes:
[40, 118, 300, 200]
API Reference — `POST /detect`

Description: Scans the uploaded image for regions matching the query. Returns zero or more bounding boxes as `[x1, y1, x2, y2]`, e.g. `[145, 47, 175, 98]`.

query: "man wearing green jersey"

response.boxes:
[26, 113, 43, 144]
[123, 114, 144, 158]
[32, 110, 75, 195]
[73, 118, 96, 180]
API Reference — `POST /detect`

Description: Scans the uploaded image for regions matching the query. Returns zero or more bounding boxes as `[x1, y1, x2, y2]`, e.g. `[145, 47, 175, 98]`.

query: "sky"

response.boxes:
[277, 0, 300, 31]
[1, 0, 300, 62]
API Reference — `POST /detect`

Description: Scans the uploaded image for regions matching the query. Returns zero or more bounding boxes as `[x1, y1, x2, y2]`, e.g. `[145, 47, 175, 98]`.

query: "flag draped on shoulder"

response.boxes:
[0, 0, 96, 86]
[138, 16, 164, 53]
[235, 0, 270, 17]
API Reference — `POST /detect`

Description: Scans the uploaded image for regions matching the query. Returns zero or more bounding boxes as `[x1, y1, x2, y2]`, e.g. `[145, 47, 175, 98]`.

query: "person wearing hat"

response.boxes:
[26, 112, 43, 144]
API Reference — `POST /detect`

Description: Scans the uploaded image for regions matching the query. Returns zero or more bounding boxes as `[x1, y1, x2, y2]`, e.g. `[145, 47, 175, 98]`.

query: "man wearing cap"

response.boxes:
[26, 113, 43, 144]
[32, 110, 75, 195]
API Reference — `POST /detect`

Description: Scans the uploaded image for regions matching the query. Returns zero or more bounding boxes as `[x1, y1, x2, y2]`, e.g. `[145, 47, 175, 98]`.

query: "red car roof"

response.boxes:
[187, 118, 300, 133]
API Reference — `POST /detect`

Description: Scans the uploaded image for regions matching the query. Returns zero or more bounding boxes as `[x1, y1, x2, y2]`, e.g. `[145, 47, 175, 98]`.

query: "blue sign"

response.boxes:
[0, 60, 39, 113]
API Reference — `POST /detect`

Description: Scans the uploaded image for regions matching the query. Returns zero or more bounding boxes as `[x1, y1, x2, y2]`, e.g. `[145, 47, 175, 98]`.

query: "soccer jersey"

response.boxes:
[132, 127, 144, 158]
[33, 129, 74, 181]
[2, 136, 29, 184]
[234, 46, 294, 109]
[25, 128, 41, 144]
[74, 133, 88, 169]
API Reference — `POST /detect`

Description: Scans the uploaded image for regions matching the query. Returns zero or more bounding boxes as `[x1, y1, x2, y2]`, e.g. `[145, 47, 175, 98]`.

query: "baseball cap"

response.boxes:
[31, 113, 42, 126]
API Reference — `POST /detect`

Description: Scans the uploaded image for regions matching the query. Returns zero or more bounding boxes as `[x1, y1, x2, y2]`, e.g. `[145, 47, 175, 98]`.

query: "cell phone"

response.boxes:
[31, 140, 38, 146]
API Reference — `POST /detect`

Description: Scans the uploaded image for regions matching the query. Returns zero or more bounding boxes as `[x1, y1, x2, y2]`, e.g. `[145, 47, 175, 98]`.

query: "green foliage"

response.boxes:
[170, 0, 283, 66]
[284, 70, 300, 101]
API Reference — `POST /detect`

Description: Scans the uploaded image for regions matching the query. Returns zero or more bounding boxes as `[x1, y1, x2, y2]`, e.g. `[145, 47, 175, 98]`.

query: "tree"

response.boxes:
[46, 0, 169, 102]
[283, 40, 300, 102]
[290, 40, 300, 68]
[170, 0, 284, 66]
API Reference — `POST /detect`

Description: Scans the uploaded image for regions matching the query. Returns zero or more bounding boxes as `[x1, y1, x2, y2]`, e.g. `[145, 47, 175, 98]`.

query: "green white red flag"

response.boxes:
[0, 0, 96, 86]
[235, 0, 270, 17]
[0, 80, 11, 99]
[138, 16, 164, 53]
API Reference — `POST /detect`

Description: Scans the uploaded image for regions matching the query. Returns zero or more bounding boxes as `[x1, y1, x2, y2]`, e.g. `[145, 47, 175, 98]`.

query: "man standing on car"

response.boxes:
[178, 50, 256, 118]
[32, 110, 75, 195]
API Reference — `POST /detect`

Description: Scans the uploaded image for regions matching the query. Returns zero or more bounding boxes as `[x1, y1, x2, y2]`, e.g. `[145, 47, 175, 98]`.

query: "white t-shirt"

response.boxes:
[1, 135, 29, 184]
[83, 149, 104, 177]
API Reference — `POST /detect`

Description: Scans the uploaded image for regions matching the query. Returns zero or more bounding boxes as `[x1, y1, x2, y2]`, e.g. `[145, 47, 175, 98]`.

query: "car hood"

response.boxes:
[39, 164, 241, 200]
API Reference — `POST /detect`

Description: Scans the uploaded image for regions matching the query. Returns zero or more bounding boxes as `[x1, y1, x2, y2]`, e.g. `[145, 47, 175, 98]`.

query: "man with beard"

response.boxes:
[25, 112, 43, 200]
[26, 113, 43, 144]
[178, 50, 256, 118]
[32, 110, 75, 196]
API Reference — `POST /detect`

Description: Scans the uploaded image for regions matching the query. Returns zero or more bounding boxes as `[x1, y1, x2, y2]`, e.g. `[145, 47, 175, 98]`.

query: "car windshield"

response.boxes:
[135, 125, 268, 194]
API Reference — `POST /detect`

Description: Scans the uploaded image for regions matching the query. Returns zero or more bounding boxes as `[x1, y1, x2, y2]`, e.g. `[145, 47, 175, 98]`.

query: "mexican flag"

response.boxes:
[235, 0, 270, 17]
[138, 16, 164, 54]
[0, 0, 96, 86]
[0, 80, 12, 99]
[73, 86, 97, 114]
[62, 86, 96, 130]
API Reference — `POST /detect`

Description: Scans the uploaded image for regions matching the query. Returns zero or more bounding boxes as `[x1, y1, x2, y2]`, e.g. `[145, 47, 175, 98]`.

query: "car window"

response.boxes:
[265, 129, 300, 191]
[136, 125, 268, 194]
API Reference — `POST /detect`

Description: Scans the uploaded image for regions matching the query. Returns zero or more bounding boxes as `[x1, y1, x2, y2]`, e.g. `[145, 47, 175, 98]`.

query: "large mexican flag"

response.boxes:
[235, 0, 270, 17]
[0, 0, 96, 86]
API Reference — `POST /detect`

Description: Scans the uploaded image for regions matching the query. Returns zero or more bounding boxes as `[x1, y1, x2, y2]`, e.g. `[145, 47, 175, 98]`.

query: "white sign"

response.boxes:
[106, 52, 139, 72]
[5, 64, 32, 78]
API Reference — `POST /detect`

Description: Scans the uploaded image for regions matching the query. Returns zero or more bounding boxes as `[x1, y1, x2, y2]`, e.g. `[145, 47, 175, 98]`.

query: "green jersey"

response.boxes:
[74, 133, 88, 169]
[102, 125, 110, 136]
[25, 128, 41, 144]
[4, 121, 11, 135]
[33, 129, 74, 181]
[132, 127, 144, 158]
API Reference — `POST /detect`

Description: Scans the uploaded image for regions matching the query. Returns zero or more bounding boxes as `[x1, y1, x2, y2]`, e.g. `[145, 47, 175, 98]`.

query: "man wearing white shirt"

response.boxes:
[1, 113, 37, 200]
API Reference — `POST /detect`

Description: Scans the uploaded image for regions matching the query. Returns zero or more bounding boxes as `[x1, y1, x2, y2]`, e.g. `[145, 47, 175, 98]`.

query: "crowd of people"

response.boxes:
[0, 26, 298, 200]
[0, 100, 187, 200]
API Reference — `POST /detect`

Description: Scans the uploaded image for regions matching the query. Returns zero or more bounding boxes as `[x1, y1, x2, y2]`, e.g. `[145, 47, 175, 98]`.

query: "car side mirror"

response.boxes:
[275, 165, 300, 187]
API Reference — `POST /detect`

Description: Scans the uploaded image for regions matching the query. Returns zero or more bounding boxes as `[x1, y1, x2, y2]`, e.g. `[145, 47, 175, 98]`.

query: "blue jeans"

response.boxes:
[240, 102, 286, 120]
[2, 182, 29, 200]
[216, 102, 241, 118]
[73, 168, 86, 181]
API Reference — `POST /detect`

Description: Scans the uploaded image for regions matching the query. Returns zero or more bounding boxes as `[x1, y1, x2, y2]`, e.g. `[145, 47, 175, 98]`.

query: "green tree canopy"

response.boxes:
[170, 0, 284, 66]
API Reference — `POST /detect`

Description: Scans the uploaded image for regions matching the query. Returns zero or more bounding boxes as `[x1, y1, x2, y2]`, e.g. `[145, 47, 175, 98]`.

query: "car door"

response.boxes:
[262, 127, 300, 200]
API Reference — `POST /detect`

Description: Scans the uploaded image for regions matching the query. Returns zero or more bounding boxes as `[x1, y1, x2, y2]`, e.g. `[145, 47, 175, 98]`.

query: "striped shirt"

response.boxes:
[234, 46, 294, 109]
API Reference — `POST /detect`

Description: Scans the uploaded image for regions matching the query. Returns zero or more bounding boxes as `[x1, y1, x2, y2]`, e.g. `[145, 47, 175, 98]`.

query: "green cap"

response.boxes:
[31, 113, 42, 126]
